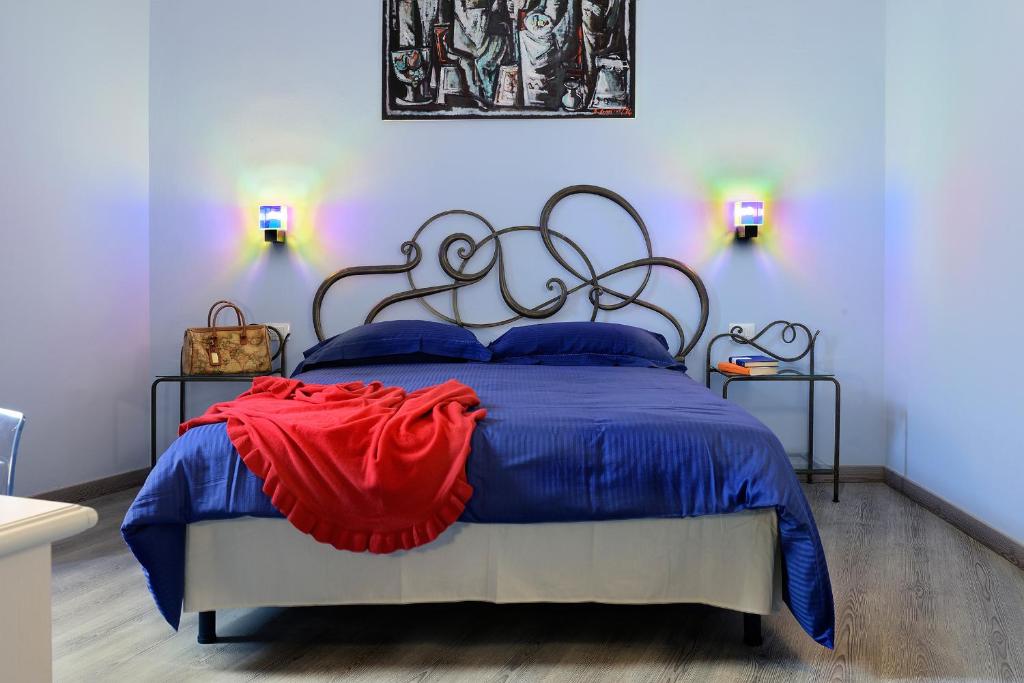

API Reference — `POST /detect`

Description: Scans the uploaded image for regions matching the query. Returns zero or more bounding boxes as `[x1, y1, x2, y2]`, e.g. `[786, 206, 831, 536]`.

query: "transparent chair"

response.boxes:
[0, 408, 26, 496]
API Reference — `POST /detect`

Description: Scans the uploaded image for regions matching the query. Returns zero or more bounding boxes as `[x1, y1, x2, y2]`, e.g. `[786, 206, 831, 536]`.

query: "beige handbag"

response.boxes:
[181, 301, 272, 375]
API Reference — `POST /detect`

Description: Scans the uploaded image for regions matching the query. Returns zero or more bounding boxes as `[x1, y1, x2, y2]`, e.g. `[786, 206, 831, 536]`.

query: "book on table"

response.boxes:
[728, 355, 780, 368]
[717, 361, 779, 376]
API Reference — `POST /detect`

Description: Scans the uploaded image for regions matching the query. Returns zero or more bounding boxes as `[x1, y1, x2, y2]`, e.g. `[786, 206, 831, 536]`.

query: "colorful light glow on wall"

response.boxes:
[230, 164, 352, 288]
[701, 175, 777, 251]
[259, 205, 288, 244]
[733, 200, 764, 240]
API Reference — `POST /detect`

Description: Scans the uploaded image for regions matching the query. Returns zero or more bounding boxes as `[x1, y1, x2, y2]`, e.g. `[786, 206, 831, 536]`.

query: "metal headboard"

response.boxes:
[312, 185, 710, 360]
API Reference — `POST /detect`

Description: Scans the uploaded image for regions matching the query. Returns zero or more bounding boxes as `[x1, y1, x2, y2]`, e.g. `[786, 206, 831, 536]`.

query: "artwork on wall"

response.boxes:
[383, 0, 636, 120]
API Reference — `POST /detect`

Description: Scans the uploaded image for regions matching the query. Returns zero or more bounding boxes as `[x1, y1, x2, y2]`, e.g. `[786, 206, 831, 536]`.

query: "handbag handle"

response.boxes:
[207, 300, 247, 328]
[206, 300, 249, 343]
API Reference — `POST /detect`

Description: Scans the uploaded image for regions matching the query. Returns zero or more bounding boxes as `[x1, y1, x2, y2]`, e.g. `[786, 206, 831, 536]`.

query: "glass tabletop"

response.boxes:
[155, 372, 282, 380]
[709, 367, 835, 379]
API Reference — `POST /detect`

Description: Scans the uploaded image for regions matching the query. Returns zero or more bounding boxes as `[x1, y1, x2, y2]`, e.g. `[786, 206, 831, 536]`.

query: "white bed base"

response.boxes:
[184, 510, 781, 644]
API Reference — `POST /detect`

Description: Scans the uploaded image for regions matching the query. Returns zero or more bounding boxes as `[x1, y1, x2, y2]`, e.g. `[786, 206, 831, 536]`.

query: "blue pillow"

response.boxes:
[295, 320, 491, 374]
[488, 322, 685, 371]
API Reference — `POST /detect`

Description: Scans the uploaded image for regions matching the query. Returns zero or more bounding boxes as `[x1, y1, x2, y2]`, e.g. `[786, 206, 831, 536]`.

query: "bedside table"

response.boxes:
[150, 325, 290, 467]
[705, 321, 841, 503]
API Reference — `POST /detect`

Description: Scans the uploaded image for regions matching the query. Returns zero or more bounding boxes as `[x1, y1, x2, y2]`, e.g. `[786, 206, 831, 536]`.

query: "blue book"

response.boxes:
[729, 355, 779, 367]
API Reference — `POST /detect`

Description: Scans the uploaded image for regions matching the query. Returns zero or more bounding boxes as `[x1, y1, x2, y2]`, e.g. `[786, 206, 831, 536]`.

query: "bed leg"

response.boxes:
[198, 611, 217, 644]
[743, 613, 763, 647]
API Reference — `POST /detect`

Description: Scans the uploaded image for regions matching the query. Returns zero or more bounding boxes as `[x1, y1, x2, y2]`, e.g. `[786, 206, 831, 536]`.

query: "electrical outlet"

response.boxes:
[267, 322, 291, 338]
[728, 322, 756, 340]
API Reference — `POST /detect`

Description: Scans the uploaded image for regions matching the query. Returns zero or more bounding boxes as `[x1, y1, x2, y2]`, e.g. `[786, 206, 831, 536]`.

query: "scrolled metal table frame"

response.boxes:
[150, 326, 290, 468]
[705, 321, 841, 503]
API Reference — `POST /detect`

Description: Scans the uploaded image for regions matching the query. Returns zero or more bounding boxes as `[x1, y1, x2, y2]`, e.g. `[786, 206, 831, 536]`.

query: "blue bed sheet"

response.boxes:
[123, 363, 835, 647]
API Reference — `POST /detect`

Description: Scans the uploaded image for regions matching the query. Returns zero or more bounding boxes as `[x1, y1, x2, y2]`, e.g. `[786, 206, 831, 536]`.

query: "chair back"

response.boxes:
[0, 408, 26, 496]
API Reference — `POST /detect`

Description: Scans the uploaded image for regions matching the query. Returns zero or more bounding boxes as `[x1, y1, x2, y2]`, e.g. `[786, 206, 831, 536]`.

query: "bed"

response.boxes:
[124, 186, 835, 649]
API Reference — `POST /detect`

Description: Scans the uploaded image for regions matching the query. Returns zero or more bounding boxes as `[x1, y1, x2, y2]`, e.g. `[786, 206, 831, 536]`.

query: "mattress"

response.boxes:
[184, 512, 782, 615]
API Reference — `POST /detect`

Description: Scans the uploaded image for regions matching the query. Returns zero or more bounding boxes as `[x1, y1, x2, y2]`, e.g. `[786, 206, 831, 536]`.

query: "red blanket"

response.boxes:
[180, 376, 486, 553]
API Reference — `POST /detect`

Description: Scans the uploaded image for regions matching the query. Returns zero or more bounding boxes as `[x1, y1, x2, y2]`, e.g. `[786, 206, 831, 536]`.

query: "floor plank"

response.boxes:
[51, 484, 1024, 682]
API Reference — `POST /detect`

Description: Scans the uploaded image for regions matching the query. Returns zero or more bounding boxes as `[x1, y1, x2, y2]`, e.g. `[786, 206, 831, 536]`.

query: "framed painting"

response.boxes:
[383, 0, 636, 120]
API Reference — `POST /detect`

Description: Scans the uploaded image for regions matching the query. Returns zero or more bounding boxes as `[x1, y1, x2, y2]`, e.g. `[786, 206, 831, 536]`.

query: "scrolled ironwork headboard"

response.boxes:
[312, 185, 710, 360]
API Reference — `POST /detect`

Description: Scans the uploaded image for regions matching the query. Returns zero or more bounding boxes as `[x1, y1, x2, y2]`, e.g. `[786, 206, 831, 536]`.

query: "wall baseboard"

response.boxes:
[797, 465, 884, 483]
[884, 468, 1023, 570]
[813, 465, 885, 483]
[33, 468, 149, 504]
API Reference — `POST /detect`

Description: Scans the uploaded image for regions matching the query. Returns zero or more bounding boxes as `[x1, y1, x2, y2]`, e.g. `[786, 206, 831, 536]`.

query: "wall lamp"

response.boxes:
[733, 201, 764, 241]
[259, 205, 288, 244]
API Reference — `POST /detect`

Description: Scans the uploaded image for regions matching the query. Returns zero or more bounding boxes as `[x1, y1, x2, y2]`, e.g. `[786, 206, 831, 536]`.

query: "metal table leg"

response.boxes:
[829, 378, 841, 503]
[150, 379, 160, 468]
[807, 380, 815, 484]
[178, 380, 186, 426]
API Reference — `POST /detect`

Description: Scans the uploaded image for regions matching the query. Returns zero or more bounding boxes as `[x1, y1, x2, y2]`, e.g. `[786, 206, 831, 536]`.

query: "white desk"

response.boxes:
[0, 496, 98, 683]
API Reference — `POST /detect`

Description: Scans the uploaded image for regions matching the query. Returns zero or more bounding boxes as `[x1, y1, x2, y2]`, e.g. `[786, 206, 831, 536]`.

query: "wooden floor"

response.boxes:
[52, 483, 1024, 682]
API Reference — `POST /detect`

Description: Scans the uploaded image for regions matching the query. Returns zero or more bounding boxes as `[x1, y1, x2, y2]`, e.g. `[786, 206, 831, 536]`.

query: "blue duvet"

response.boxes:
[123, 363, 835, 647]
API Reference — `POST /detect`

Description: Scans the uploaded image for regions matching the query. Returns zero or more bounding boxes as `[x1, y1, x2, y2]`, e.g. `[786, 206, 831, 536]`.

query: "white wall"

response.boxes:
[0, 0, 150, 494]
[149, 0, 888, 467]
[886, 1, 1024, 543]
